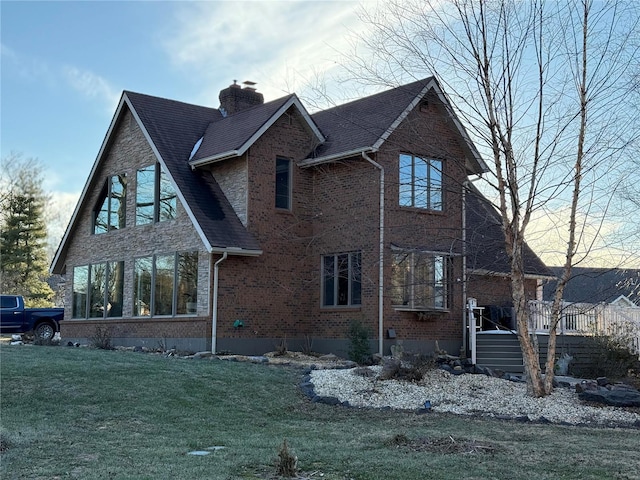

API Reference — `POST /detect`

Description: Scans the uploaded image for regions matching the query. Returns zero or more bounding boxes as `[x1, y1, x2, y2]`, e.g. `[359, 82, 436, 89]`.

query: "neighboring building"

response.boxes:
[51, 77, 551, 356]
[543, 267, 640, 307]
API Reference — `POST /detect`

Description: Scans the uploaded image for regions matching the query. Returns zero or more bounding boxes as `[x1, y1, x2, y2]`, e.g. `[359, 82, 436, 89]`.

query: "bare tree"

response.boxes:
[345, 0, 639, 396]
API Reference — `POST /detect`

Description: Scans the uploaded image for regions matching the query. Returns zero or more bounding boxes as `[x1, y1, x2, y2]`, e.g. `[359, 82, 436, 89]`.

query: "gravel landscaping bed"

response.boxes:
[308, 366, 640, 427]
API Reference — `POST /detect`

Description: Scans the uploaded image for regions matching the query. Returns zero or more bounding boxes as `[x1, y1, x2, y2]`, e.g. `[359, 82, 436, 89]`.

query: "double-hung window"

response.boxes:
[93, 174, 126, 234]
[322, 252, 361, 307]
[134, 251, 198, 317]
[399, 154, 443, 211]
[391, 251, 449, 310]
[136, 164, 177, 225]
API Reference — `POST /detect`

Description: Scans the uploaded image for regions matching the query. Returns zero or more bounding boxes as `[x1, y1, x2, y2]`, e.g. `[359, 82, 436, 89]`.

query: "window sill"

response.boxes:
[398, 206, 444, 215]
[393, 306, 449, 313]
[320, 306, 362, 312]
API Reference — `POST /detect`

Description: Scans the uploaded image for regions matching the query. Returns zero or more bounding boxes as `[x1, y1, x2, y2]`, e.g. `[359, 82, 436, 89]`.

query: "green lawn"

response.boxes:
[1, 344, 638, 480]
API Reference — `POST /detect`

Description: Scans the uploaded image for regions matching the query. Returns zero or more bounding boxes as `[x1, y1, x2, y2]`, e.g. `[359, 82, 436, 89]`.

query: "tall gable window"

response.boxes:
[391, 251, 449, 310]
[322, 252, 362, 307]
[94, 174, 126, 234]
[399, 154, 443, 211]
[275, 157, 291, 210]
[136, 164, 177, 225]
[134, 252, 198, 317]
[72, 261, 124, 318]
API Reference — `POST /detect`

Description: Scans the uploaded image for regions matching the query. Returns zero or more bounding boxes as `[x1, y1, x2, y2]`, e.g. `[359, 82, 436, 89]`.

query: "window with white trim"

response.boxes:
[399, 154, 443, 210]
[322, 252, 361, 307]
[391, 251, 449, 310]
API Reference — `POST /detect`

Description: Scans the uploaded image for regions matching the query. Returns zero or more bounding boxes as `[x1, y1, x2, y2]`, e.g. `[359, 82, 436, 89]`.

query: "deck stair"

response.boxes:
[475, 332, 524, 373]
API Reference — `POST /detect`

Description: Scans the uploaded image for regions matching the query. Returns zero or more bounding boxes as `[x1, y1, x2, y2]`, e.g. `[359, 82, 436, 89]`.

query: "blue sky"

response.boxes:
[1, 0, 363, 205]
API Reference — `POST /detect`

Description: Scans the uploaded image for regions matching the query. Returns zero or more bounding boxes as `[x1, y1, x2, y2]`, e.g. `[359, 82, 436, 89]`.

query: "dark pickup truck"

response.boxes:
[0, 295, 64, 340]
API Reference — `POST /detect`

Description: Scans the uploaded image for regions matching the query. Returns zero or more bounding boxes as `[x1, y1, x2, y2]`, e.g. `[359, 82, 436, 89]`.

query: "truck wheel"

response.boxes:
[35, 322, 56, 341]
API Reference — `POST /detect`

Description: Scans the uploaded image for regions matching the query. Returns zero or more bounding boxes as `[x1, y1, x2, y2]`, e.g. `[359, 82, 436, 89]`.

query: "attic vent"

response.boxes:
[189, 136, 203, 161]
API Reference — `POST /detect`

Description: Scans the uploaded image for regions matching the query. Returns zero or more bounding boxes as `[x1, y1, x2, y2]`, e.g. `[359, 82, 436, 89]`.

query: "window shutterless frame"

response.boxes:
[134, 252, 199, 317]
[275, 157, 292, 210]
[321, 251, 362, 307]
[398, 153, 443, 211]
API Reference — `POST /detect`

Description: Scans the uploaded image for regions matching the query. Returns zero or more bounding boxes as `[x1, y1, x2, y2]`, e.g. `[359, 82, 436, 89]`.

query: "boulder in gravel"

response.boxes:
[579, 388, 640, 407]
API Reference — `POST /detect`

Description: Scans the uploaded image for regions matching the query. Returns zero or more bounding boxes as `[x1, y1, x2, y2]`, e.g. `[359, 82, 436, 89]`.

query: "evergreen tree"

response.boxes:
[0, 153, 54, 307]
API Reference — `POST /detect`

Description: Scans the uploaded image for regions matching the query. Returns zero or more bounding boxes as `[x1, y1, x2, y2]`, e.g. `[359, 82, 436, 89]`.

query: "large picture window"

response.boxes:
[93, 174, 126, 234]
[391, 251, 448, 310]
[72, 262, 124, 319]
[134, 252, 198, 317]
[399, 154, 443, 211]
[322, 252, 361, 307]
[136, 164, 177, 225]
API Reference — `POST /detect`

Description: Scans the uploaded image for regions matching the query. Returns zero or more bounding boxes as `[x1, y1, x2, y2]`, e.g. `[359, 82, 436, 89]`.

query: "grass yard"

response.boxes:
[1, 344, 639, 480]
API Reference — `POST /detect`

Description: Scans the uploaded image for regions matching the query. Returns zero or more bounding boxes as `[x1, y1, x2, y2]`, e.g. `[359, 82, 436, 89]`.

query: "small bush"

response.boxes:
[347, 320, 371, 364]
[90, 325, 113, 350]
[275, 439, 298, 477]
[575, 332, 640, 379]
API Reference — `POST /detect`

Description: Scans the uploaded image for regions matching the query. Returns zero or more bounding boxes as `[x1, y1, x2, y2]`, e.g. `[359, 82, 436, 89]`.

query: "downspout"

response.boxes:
[462, 181, 469, 356]
[362, 152, 385, 356]
[211, 251, 228, 354]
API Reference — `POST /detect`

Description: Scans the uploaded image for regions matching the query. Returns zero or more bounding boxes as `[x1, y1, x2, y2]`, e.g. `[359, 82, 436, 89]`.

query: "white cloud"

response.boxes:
[62, 65, 121, 113]
[526, 207, 640, 268]
[162, 1, 364, 104]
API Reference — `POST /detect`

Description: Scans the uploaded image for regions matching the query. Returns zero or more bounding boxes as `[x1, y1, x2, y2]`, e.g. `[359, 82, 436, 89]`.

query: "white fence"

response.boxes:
[528, 300, 640, 354]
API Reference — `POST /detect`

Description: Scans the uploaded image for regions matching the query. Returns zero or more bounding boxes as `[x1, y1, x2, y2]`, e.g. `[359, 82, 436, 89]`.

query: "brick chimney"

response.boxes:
[219, 80, 264, 116]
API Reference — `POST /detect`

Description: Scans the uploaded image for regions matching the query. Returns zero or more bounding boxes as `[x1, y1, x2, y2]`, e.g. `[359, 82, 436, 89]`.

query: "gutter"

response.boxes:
[211, 252, 228, 354]
[361, 152, 385, 356]
[298, 147, 375, 168]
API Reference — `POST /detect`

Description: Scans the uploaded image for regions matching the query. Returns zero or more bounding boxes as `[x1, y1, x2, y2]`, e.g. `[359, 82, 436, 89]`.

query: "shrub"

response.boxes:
[89, 325, 113, 350]
[275, 439, 298, 477]
[347, 320, 370, 364]
[575, 332, 640, 379]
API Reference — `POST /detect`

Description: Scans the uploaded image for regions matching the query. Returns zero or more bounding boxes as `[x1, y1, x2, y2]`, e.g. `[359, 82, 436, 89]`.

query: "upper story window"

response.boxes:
[136, 164, 177, 225]
[72, 261, 124, 319]
[93, 174, 126, 234]
[134, 251, 198, 317]
[275, 157, 291, 210]
[391, 251, 449, 310]
[322, 251, 362, 307]
[399, 154, 443, 211]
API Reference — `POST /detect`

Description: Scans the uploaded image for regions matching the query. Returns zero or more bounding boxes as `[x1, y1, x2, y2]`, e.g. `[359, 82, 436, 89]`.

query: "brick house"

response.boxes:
[51, 77, 551, 356]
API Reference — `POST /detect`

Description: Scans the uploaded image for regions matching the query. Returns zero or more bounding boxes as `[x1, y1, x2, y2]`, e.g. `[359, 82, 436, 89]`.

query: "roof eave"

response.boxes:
[298, 147, 376, 168]
[189, 151, 241, 169]
[468, 268, 556, 281]
[209, 247, 263, 256]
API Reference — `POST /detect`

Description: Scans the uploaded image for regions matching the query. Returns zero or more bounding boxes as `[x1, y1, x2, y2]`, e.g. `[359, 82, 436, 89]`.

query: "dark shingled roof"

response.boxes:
[125, 91, 261, 251]
[543, 267, 640, 305]
[465, 185, 553, 278]
[311, 78, 433, 159]
[190, 94, 296, 162]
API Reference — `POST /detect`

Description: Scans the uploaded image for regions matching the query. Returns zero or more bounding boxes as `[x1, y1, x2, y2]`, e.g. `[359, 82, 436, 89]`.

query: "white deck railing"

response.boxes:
[527, 300, 640, 354]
